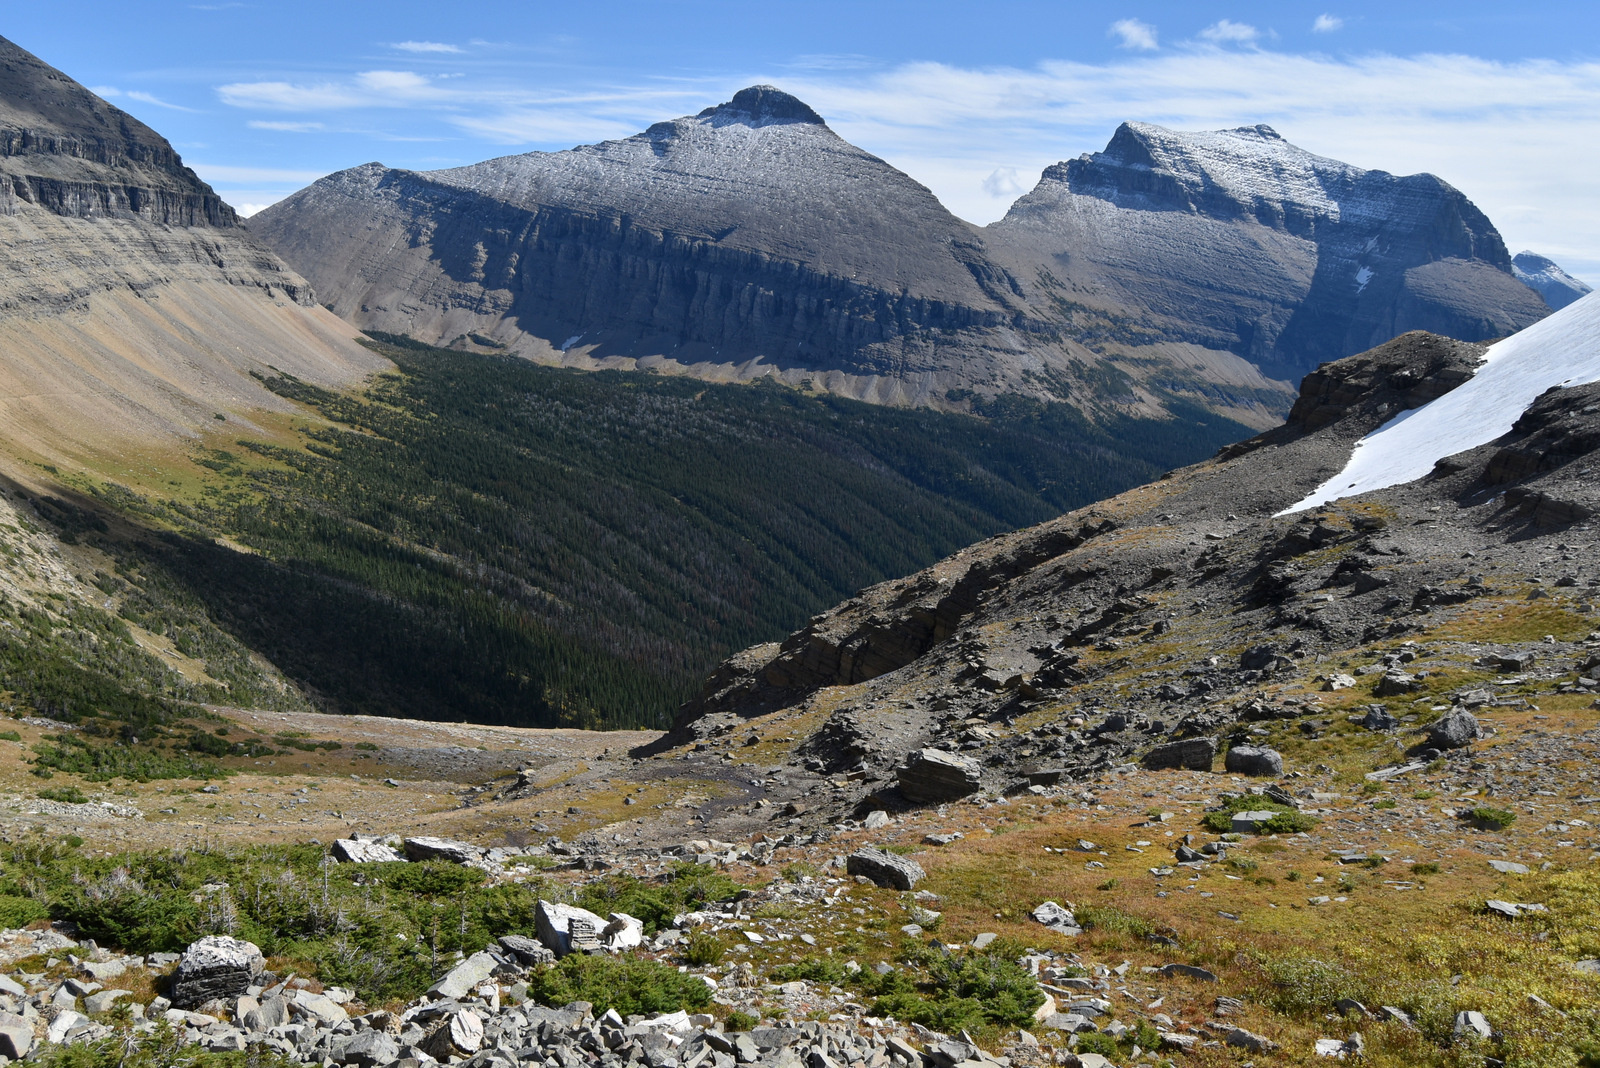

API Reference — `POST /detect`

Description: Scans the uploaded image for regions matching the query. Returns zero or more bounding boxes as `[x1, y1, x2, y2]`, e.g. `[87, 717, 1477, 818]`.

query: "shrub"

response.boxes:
[526, 955, 713, 1017]
[0, 894, 48, 929]
[1200, 794, 1315, 834]
[771, 957, 852, 985]
[37, 785, 88, 804]
[577, 866, 741, 934]
[1075, 1033, 1119, 1056]
[1077, 904, 1154, 939]
[1469, 806, 1516, 831]
[866, 945, 1044, 1032]
[1411, 862, 1441, 876]
[682, 931, 724, 967]
[724, 1010, 759, 1032]
[0, 730, 20, 742]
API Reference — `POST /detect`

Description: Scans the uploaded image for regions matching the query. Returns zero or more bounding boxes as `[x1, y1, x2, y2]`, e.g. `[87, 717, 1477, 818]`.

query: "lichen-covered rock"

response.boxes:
[846, 848, 925, 890]
[168, 936, 264, 1009]
[402, 836, 482, 864]
[1224, 745, 1284, 777]
[535, 900, 608, 957]
[897, 748, 982, 804]
[1428, 709, 1479, 749]
[331, 838, 404, 864]
[1142, 737, 1217, 771]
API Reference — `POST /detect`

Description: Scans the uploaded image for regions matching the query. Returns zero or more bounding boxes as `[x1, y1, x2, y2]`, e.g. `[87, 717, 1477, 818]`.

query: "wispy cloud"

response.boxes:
[218, 70, 447, 110]
[247, 120, 326, 132]
[190, 163, 329, 184]
[1109, 19, 1158, 51]
[391, 41, 463, 54]
[125, 90, 197, 112]
[1198, 20, 1261, 46]
[1313, 14, 1344, 33]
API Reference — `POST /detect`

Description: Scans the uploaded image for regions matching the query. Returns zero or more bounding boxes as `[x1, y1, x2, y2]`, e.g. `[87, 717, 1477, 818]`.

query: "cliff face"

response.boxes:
[992, 122, 1551, 382]
[0, 36, 386, 471]
[252, 90, 1290, 422]
[251, 98, 1558, 425]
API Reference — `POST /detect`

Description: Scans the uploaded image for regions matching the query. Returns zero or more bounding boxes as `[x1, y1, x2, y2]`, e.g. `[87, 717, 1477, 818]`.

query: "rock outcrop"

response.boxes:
[167, 936, 264, 1009]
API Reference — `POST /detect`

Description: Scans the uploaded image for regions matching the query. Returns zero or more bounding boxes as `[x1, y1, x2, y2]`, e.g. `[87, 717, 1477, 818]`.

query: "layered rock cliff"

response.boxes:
[0, 35, 385, 471]
[250, 90, 1290, 423]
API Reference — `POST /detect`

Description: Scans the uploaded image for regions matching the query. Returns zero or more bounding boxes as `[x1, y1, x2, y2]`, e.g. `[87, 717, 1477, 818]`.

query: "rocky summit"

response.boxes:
[252, 93, 1564, 427]
[990, 122, 1551, 383]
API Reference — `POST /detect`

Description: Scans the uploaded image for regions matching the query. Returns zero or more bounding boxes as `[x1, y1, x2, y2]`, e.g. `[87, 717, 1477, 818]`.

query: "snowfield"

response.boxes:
[1283, 291, 1600, 515]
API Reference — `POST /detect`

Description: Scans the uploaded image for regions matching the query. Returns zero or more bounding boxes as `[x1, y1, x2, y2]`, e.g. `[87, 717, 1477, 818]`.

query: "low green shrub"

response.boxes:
[1200, 793, 1313, 834]
[1469, 806, 1516, 831]
[36, 785, 88, 804]
[526, 954, 712, 1016]
[681, 931, 724, 967]
[864, 944, 1044, 1033]
[723, 1010, 759, 1032]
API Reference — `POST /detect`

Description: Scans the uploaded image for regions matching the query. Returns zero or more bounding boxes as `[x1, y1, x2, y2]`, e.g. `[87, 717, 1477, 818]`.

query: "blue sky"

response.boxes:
[8, 1, 1599, 279]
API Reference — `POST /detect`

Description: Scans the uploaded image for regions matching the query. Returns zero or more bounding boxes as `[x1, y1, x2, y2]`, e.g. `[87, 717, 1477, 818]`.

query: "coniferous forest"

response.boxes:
[83, 336, 1253, 730]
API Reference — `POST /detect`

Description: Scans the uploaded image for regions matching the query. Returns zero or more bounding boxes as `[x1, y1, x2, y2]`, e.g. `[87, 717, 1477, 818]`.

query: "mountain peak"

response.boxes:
[697, 85, 825, 127]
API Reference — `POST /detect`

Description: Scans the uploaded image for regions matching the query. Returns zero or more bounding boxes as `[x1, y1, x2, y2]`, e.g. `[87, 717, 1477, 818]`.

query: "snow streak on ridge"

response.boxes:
[1282, 291, 1600, 515]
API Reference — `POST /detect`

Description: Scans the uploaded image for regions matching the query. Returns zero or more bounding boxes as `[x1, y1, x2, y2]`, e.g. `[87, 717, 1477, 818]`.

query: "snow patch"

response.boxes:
[1355, 266, 1373, 293]
[1281, 291, 1600, 515]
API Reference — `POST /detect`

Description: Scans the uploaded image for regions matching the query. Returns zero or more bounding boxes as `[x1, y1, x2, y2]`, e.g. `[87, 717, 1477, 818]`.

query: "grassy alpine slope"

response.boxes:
[68, 335, 1250, 731]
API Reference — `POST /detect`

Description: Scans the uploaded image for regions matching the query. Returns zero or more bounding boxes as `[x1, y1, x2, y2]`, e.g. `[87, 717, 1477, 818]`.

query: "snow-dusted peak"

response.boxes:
[1283, 291, 1600, 514]
[1077, 120, 1371, 222]
[694, 85, 826, 128]
[1512, 251, 1593, 311]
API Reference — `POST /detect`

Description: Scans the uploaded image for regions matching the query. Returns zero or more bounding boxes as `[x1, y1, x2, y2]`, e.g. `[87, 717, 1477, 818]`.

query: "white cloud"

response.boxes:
[218, 70, 445, 110]
[190, 164, 329, 184]
[1109, 19, 1158, 51]
[981, 167, 1028, 198]
[771, 52, 1600, 279]
[125, 90, 197, 112]
[88, 85, 120, 97]
[1199, 20, 1260, 45]
[392, 41, 463, 54]
[233, 202, 272, 217]
[1313, 14, 1344, 33]
[247, 120, 326, 132]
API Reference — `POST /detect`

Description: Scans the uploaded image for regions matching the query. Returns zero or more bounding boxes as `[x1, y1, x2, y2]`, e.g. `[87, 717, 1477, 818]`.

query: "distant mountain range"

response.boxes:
[254, 86, 1566, 426]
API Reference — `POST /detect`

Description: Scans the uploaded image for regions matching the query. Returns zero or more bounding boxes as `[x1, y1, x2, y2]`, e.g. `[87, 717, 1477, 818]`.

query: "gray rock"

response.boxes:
[243, 994, 289, 1031]
[1373, 671, 1421, 696]
[1573, 959, 1600, 975]
[897, 749, 982, 804]
[1225, 1027, 1277, 1052]
[845, 848, 925, 890]
[428, 950, 498, 1000]
[402, 836, 482, 864]
[1142, 737, 1217, 771]
[1030, 901, 1081, 935]
[498, 934, 556, 965]
[333, 1029, 401, 1067]
[331, 839, 405, 864]
[83, 988, 131, 1014]
[1160, 963, 1218, 982]
[1358, 706, 1398, 731]
[1322, 673, 1358, 691]
[1488, 860, 1530, 875]
[862, 810, 891, 829]
[535, 899, 609, 957]
[1231, 809, 1285, 833]
[1224, 745, 1284, 777]
[1041, 1013, 1097, 1033]
[293, 990, 349, 1026]
[1453, 1010, 1492, 1040]
[1428, 709, 1479, 749]
[0, 1022, 30, 1058]
[169, 936, 265, 1010]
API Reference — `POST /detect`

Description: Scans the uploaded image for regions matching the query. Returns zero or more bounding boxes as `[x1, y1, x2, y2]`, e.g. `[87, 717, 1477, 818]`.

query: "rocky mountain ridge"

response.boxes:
[254, 91, 1560, 425]
[0, 35, 385, 475]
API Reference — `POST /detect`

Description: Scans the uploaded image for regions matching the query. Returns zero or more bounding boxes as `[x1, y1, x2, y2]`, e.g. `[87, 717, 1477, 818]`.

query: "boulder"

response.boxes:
[1029, 901, 1081, 935]
[1373, 671, 1421, 696]
[1225, 1028, 1278, 1052]
[333, 1029, 400, 1068]
[1224, 745, 1284, 777]
[0, 1022, 31, 1059]
[897, 748, 982, 804]
[1160, 963, 1218, 982]
[1453, 1010, 1492, 1040]
[402, 836, 482, 864]
[1142, 737, 1217, 771]
[168, 936, 265, 1010]
[331, 839, 404, 864]
[242, 994, 289, 1031]
[1231, 810, 1283, 834]
[1358, 706, 1398, 731]
[845, 848, 925, 890]
[1322, 673, 1358, 691]
[423, 1009, 484, 1059]
[428, 950, 499, 1000]
[535, 900, 608, 957]
[1428, 709, 1478, 749]
[498, 934, 556, 965]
